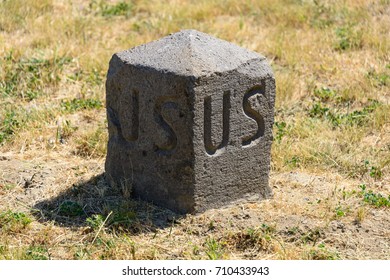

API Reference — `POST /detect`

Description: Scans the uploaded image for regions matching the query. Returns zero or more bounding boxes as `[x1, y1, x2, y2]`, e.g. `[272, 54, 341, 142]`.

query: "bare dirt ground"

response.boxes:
[1, 154, 388, 259]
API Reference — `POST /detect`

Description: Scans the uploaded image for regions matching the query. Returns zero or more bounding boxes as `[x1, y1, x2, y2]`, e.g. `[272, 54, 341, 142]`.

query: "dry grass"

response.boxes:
[0, 0, 389, 259]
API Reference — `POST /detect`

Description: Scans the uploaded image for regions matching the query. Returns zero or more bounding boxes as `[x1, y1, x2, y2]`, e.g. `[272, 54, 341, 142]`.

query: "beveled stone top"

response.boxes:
[112, 29, 265, 78]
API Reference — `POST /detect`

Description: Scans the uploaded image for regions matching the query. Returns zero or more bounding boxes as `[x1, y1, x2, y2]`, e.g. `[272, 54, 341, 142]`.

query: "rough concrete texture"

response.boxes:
[105, 29, 275, 214]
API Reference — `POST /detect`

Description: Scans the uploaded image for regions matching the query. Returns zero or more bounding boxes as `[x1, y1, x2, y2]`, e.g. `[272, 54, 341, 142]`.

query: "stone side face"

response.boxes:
[192, 62, 275, 212]
[105, 30, 275, 214]
[105, 65, 196, 213]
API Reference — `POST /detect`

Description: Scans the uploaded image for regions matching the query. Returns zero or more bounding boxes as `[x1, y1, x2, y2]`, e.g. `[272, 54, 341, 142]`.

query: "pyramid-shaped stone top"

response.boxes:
[113, 29, 265, 77]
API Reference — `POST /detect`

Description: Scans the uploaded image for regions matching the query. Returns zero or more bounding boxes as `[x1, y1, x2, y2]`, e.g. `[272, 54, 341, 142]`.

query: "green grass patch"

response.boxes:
[274, 121, 287, 143]
[60, 98, 103, 113]
[308, 99, 381, 127]
[0, 210, 32, 233]
[86, 208, 137, 233]
[24, 245, 49, 260]
[313, 87, 336, 102]
[334, 25, 363, 51]
[307, 243, 340, 260]
[359, 184, 390, 208]
[335, 205, 349, 218]
[347, 160, 384, 179]
[204, 237, 225, 260]
[58, 200, 84, 217]
[0, 52, 72, 101]
[89, 0, 133, 18]
[0, 110, 21, 144]
[86, 214, 105, 231]
[366, 66, 390, 87]
[108, 210, 137, 231]
[285, 156, 301, 168]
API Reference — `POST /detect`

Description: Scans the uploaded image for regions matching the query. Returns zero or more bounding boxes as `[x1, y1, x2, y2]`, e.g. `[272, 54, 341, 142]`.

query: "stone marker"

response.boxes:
[105, 29, 275, 214]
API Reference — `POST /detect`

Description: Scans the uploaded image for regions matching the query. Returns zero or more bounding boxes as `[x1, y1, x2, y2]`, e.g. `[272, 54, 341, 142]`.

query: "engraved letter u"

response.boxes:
[203, 91, 230, 155]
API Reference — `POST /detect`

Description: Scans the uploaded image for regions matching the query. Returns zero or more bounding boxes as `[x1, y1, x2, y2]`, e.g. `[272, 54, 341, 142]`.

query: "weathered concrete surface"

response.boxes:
[105, 29, 275, 214]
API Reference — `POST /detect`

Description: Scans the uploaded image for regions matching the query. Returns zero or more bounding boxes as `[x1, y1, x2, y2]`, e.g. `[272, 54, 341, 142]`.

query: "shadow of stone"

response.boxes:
[32, 173, 183, 234]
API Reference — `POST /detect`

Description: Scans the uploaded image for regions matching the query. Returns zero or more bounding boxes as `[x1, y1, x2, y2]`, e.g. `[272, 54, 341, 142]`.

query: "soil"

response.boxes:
[0, 155, 389, 259]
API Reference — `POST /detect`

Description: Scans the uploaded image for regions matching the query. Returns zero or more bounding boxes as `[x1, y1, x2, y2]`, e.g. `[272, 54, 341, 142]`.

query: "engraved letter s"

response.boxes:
[242, 85, 265, 146]
[154, 96, 178, 152]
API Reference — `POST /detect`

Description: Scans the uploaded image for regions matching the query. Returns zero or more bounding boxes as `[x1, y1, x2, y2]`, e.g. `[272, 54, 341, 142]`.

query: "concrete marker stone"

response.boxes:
[105, 29, 275, 213]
